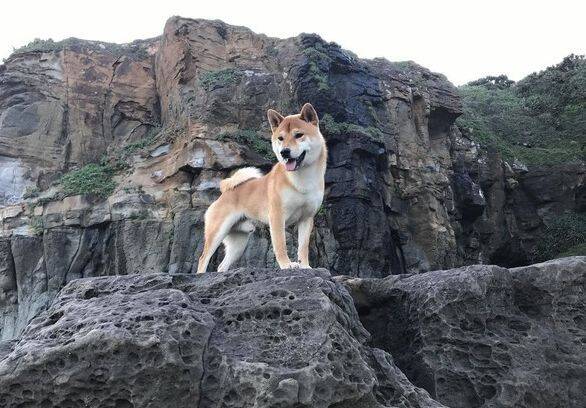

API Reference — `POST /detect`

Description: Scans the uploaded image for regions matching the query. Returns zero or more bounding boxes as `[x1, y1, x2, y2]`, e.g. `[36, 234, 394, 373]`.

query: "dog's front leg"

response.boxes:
[297, 217, 313, 268]
[268, 202, 298, 269]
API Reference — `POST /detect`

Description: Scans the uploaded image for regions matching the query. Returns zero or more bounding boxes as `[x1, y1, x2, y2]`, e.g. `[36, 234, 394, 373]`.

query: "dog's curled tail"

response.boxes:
[219, 167, 263, 193]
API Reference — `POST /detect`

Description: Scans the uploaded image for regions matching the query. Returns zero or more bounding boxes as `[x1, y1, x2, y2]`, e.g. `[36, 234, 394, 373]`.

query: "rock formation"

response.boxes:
[0, 16, 473, 340]
[0, 267, 445, 408]
[340, 257, 586, 407]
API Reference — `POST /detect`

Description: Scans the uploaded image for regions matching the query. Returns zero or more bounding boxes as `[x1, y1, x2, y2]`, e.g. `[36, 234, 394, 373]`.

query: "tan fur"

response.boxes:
[219, 167, 263, 193]
[197, 103, 327, 273]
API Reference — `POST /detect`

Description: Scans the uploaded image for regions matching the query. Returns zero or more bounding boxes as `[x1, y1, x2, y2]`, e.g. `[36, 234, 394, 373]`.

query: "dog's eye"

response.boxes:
[294, 133, 304, 139]
[278, 136, 284, 141]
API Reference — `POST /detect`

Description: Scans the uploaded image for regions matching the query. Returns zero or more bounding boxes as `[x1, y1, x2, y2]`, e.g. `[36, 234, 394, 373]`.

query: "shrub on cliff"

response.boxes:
[302, 42, 332, 91]
[12, 38, 62, 53]
[536, 212, 586, 260]
[320, 114, 384, 142]
[218, 129, 273, 161]
[60, 163, 116, 198]
[12, 38, 150, 60]
[457, 55, 585, 166]
[199, 68, 243, 91]
[467, 74, 515, 90]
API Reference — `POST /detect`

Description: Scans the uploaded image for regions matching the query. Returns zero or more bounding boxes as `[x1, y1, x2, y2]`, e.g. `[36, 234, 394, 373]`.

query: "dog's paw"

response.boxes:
[283, 261, 302, 269]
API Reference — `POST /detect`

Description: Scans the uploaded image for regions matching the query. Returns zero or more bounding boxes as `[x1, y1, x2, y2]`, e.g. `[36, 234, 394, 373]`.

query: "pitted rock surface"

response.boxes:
[0, 268, 444, 408]
[340, 257, 586, 408]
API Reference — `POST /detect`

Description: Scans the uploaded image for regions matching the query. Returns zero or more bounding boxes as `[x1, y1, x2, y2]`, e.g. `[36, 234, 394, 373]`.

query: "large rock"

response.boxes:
[340, 257, 586, 408]
[0, 268, 443, 408]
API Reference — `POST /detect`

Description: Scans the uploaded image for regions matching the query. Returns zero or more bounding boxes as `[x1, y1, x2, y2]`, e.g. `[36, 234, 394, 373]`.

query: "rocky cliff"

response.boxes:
[0, 17, 584, 342]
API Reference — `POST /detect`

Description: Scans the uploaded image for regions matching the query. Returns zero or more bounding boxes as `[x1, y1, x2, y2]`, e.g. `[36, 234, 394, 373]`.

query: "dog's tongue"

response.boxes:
[285, 159, 296, 171]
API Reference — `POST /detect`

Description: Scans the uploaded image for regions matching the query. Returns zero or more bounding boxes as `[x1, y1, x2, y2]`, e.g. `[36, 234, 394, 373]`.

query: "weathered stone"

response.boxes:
[0, 268, 444, 408]
[340, 257, 586, 408]
[0, 38, 159, 173]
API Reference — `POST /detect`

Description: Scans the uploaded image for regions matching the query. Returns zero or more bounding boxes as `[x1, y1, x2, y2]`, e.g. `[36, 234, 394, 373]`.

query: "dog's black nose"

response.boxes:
[281, 148, 291, 159]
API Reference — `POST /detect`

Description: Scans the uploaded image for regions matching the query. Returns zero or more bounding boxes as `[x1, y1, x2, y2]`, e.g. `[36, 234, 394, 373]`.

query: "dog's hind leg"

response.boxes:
[197, 205, 241, 274]
[217, 220, 255, 272]
[217, 232, 249, 272]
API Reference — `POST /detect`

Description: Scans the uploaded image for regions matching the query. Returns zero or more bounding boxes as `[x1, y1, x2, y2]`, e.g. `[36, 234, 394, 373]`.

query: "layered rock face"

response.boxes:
[0, 267, 444, 408]
[0, 17, 584, 342]
[0, 38, 160, 192]
[341, 257, 586, 408]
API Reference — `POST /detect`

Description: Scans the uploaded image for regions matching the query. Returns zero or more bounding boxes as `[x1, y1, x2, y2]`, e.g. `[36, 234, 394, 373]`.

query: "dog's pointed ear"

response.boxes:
[267, 109, 284, 132]
[299, 103, 318, 125]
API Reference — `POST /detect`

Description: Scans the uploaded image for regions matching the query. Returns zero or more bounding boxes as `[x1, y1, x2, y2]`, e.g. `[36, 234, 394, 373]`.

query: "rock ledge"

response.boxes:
[0, 267, 442, 408]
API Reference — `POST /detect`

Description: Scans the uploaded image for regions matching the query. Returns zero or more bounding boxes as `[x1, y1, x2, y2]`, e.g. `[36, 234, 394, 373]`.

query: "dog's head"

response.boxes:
[267, 103, 325, 171]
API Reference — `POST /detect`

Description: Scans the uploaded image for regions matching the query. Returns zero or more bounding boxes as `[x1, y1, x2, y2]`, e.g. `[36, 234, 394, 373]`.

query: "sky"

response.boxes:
[0, 0, 584, 85]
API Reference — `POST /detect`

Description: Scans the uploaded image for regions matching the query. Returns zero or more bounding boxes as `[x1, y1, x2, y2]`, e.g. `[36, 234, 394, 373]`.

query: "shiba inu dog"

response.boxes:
[197, 103, 327, 273]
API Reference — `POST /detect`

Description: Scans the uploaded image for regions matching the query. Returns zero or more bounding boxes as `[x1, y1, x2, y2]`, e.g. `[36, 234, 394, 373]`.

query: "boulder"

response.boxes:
[0, 268, 444, 408]
[340, 257, 586, 408]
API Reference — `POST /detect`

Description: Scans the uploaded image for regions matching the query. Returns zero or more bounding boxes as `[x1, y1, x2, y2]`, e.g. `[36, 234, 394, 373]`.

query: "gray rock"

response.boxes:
[0, 156, 33, 206]
[0, 268, 443, 408]
[340, 257, 586, 408]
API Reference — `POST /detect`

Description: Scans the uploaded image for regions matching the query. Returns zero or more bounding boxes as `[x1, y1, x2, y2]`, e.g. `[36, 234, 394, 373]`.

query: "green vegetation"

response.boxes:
[30, 216, 44, 236]
[60, 163, 116, 198]
[119, 132, 158, 160]
[390, 61, 429, 90]
[13, 38, 62, 53]
[308, 62, 330, 91]
[457, 55, 585, 166]
[536, 213, 586, 261]
[303, 43, 332, 91]
[558, 242, 586, 257]
[266, 45, 279, 57]
[11, 38, 150, 60]
[22, 186, 39, 199]
[199, 68, 243, 91]
[467, 75, 515, 90]
[320, 113, 384, 142]
[218, 129, 274, 161]
[106, 127, 161, 170]
[392, 61, 412, 70]
[36, 196, 56, 206]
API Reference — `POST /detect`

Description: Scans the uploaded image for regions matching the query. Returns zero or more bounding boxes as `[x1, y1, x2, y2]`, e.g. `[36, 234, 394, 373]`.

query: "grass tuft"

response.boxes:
[535, 213, 586, 261]
[60, 163, 116, 198]
[320, 114, 384, 142]
[199, 68, 243, 91]
[218, 129, 274, 161]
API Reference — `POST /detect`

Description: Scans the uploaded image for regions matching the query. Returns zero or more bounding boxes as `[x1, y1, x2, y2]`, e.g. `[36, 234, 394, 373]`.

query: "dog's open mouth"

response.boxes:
[284, 151, 306, 171]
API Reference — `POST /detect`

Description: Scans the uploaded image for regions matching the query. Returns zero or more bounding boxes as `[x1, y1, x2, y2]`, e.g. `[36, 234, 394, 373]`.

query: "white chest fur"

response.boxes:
[282, 187, 323, 225]
[281, 164, 325, 225]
